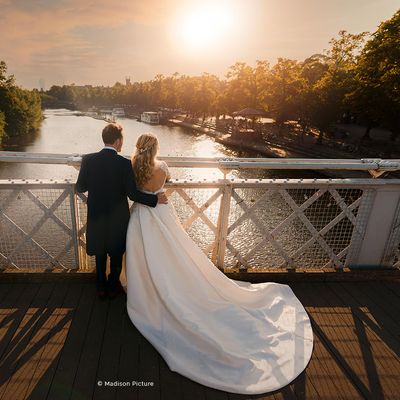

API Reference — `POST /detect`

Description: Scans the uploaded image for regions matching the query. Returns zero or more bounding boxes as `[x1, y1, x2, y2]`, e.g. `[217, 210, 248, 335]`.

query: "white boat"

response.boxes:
[141, 111, 159, 124]
[112, 108, 125, 118]
[99, 108, 113, 114]
[85, 106, 98, 117]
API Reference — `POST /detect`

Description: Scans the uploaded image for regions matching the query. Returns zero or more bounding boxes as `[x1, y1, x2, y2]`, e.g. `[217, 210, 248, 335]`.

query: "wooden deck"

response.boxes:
[0, 277, 400, 400]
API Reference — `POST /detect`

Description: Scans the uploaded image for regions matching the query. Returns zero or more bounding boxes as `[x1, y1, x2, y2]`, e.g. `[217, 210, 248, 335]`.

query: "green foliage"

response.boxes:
[39, 9, 400, 144]
[0, 60, 43, 142]
[349, 9, 400, 143]
[265, 58, 307, 127]
[0, 61, 15, 88]
[0, 111, 5, 141]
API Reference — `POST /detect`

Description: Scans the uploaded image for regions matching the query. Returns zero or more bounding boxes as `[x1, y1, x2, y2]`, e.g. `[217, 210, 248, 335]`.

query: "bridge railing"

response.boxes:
[1, 151, 400, 176]
[1, 178, 400, 271]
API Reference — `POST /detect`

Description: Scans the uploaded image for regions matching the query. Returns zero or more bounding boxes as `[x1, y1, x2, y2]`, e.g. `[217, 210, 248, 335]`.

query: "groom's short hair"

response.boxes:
[102, 123, 123, 144]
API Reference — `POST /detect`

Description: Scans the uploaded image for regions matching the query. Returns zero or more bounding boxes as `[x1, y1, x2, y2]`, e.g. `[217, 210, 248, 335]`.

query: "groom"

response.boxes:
[76, 123, 168, 299]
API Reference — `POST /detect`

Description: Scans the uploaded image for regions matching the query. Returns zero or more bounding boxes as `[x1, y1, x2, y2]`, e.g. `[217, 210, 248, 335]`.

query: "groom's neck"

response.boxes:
[103, 144, 118, 152]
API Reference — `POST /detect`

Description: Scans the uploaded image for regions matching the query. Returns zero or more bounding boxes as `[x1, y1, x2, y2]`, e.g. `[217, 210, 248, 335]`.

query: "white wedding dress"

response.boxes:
[124, 162, 313, 395]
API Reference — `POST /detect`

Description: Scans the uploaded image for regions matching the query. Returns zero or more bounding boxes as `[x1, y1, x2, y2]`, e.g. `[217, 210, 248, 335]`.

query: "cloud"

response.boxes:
[0, 0, 187, 87]
[1, 0, 399, 88]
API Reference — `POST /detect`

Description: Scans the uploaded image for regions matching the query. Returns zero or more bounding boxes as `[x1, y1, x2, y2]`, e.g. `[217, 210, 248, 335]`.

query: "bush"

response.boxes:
[0, 111, 5, 141]
[0, 61, 42, 142]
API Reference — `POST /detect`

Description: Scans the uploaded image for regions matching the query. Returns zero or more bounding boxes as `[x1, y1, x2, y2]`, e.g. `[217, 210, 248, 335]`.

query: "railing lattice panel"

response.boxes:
[1, 179, 399, 271]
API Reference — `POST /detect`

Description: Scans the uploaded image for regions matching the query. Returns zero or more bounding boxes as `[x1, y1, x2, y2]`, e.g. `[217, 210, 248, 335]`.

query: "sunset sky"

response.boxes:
[1, 0, 398, 89]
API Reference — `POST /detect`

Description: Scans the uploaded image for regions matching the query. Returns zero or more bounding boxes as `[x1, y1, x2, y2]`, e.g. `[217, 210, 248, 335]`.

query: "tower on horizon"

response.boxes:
[125, 76, 132, 86]
[39, 79, 45, 91]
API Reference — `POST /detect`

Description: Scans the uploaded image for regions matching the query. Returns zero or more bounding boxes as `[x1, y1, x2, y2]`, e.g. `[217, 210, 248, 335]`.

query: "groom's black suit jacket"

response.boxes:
[75, 148, 158, 256]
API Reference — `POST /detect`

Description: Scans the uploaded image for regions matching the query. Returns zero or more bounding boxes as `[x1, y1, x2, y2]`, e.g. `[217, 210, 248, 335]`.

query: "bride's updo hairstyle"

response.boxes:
[132, 133, 160, 187]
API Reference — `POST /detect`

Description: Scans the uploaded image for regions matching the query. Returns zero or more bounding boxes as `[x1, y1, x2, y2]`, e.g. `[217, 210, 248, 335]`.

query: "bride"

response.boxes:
[124, 133, 313, 395]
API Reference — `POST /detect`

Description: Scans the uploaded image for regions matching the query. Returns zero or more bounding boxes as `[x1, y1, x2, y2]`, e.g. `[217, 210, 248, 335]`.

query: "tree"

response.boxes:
[301, 54, 329, 85]
[0, 61, 42, 141]
[224, 62, 257, 112]
[307, 31, 368, 142]
[349, 10, 400, 151]
[0, 61, 15, 88]
[265, 58, 307, 133]
[0, 111, 5, 141]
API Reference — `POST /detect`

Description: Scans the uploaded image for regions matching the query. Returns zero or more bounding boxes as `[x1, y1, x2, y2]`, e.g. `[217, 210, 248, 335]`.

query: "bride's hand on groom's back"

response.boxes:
[157, 192, 168, 204]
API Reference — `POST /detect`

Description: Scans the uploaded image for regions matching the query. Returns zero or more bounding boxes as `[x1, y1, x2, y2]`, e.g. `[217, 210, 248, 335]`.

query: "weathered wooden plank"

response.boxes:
[23, 283, 83, 400]
[383, 281, 400, 300]
[338, 282, 400, 359]
[70, 292, 109, 400]
[158, 352, 183, 400]
[180, 377, 206, 400]
[204, 386, 229, 400]
[116, 313, 141, 400]
[328, 284, 400, 388]
[291, 367, 321, 399]
[1, 279, 400, 400]
[0, 283, 27, 357]
[307, 282, 398, 399]
[227, 388, 278, 400]
[291, 283, 363, 400]
[326, 282, 400, 395]
[291, 366, 322, 400]
[46, 283, 96, 400]
[359, 282, 400, 327]
[0, 283, 44, 400]
[136, 334, 161, 400]
[93, 294, 127, 400]
[0, 283, 14, 304]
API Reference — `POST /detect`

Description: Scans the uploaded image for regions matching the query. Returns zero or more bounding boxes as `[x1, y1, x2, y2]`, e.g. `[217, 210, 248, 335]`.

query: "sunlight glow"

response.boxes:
[177, 3, 234, 50]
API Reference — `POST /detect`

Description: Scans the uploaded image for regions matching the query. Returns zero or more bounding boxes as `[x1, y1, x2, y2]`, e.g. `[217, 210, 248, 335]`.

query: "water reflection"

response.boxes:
[0, 109, 322, 180]
[0, 109, 331, 270]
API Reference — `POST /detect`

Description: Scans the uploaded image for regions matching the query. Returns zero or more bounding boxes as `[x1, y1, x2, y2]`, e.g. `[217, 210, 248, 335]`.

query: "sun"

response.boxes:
[176, 3, 234, 50]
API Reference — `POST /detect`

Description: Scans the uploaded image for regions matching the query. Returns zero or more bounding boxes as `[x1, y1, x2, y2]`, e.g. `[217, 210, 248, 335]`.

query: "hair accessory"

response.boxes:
[138, 146, 150, 154]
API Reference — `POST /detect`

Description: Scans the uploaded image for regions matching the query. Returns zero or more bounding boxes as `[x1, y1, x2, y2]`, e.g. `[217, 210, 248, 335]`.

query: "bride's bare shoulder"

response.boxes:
[154, 160, 169, 173]
[158, 160, 172, 179]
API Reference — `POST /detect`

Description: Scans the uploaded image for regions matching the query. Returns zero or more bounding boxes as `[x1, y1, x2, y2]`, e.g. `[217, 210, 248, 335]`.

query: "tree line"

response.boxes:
[43, 10, 399, 145]
[2, 9, 398, 148]
[0, 61, 43, 144]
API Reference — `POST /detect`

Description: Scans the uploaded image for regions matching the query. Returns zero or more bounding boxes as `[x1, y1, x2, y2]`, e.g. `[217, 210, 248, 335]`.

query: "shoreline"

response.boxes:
[168, 119, 370, 179]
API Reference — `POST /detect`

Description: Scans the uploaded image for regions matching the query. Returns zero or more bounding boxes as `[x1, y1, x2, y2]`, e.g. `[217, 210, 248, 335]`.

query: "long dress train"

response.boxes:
[125, 186, 313, 395]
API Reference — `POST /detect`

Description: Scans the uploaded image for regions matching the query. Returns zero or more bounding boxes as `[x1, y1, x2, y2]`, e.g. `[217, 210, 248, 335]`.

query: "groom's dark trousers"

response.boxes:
[75, 148, 158, 291]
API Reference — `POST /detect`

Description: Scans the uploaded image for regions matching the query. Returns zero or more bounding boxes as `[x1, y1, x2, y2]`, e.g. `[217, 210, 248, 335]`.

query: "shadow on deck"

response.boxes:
[0, 275, 400, 400]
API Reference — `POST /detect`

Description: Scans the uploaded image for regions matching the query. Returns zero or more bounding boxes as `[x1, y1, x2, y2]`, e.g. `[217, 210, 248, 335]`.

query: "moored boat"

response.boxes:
[141, 111, 160, 124]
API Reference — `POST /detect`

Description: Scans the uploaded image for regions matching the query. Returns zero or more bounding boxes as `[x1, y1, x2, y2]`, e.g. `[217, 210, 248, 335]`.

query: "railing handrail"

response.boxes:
[1, 151, 400, 172]
[1, 178, 400, 188]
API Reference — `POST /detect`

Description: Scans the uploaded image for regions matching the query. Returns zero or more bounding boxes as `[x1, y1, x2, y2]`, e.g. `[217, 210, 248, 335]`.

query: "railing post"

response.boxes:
[70, 185, 81, 270]
[212, 182, 232, 270]
[382, 196, 400, 267]
[345, 189, 375, 267]
[351, 185, 400, 267]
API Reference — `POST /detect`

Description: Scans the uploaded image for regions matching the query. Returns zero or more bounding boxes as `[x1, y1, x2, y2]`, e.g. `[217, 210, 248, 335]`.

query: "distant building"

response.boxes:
[39, 79, 45, 91]
[125, 76, 132, 86]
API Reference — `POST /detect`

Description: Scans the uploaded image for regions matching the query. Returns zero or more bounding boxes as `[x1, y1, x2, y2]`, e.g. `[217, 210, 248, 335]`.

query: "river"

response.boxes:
[0, 109, 321, 180]
[0, 109, 329, 269]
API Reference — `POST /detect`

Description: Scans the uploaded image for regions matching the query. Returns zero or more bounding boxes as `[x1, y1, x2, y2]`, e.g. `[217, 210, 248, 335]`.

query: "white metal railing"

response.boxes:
[1, 177, 400, 271]
[1, 151, 400, 177]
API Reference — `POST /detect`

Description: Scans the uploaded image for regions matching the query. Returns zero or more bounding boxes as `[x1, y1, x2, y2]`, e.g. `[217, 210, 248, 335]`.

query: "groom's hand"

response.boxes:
[157, 192, 168, 204]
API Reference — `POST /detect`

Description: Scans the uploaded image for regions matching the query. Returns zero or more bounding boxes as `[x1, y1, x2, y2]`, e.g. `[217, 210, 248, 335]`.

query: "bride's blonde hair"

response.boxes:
[132, 133, 159, 187]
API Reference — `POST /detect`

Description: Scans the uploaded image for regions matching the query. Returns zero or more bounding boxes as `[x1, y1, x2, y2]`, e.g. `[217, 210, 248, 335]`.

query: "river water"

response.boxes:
[0, 109, 321, 180]
[0, 109, 332, 269]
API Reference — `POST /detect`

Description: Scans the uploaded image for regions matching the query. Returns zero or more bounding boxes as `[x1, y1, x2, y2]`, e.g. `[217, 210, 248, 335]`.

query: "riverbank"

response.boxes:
[168, 119, 371, 179]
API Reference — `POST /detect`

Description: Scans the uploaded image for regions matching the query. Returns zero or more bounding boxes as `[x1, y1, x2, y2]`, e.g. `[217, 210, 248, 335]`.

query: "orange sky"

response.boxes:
[0, 0, 398, 89]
